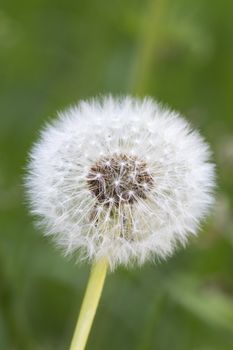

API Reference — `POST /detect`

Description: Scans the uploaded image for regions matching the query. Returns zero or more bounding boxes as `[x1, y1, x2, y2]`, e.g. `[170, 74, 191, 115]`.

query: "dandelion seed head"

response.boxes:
[25, 96, 216, 270]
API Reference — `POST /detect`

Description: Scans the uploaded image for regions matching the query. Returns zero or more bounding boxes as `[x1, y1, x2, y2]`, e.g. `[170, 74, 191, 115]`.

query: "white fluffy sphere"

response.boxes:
[26, 96, 215, 269]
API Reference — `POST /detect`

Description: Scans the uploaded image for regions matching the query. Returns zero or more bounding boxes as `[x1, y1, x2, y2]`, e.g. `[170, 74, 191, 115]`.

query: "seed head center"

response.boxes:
[87, 154, 153, 206]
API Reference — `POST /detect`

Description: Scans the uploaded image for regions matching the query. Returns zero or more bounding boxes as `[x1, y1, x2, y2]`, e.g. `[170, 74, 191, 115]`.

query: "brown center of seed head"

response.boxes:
[87, 154, 154, 206]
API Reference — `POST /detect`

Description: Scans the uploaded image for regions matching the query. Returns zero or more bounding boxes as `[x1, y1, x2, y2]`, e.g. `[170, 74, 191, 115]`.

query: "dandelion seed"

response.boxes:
[26, 96, 215, 270]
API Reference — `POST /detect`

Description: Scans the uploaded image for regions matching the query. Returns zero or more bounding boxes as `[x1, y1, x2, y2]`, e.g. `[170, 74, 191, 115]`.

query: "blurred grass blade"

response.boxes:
[167, 275, 233, 333]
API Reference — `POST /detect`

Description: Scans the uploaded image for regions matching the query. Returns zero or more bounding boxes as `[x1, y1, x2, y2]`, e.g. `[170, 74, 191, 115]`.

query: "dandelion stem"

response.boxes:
[69, 258, 108, 350]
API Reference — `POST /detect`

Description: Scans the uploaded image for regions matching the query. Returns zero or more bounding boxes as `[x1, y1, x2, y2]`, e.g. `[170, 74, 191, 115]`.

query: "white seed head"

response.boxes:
[25, 96, 216, 270]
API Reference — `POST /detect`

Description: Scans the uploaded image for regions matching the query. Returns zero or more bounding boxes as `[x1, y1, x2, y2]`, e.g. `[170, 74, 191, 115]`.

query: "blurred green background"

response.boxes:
[0, 0, 233, 349]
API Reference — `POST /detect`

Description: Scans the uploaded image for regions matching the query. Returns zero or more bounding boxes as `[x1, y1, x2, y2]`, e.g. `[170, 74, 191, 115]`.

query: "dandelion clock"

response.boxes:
[26, 96, 215, 350]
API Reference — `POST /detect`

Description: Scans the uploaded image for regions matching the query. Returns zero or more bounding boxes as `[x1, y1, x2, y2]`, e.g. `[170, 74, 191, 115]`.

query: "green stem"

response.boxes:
[69, 258, 108, 350]
[129, 0, 167, 95]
